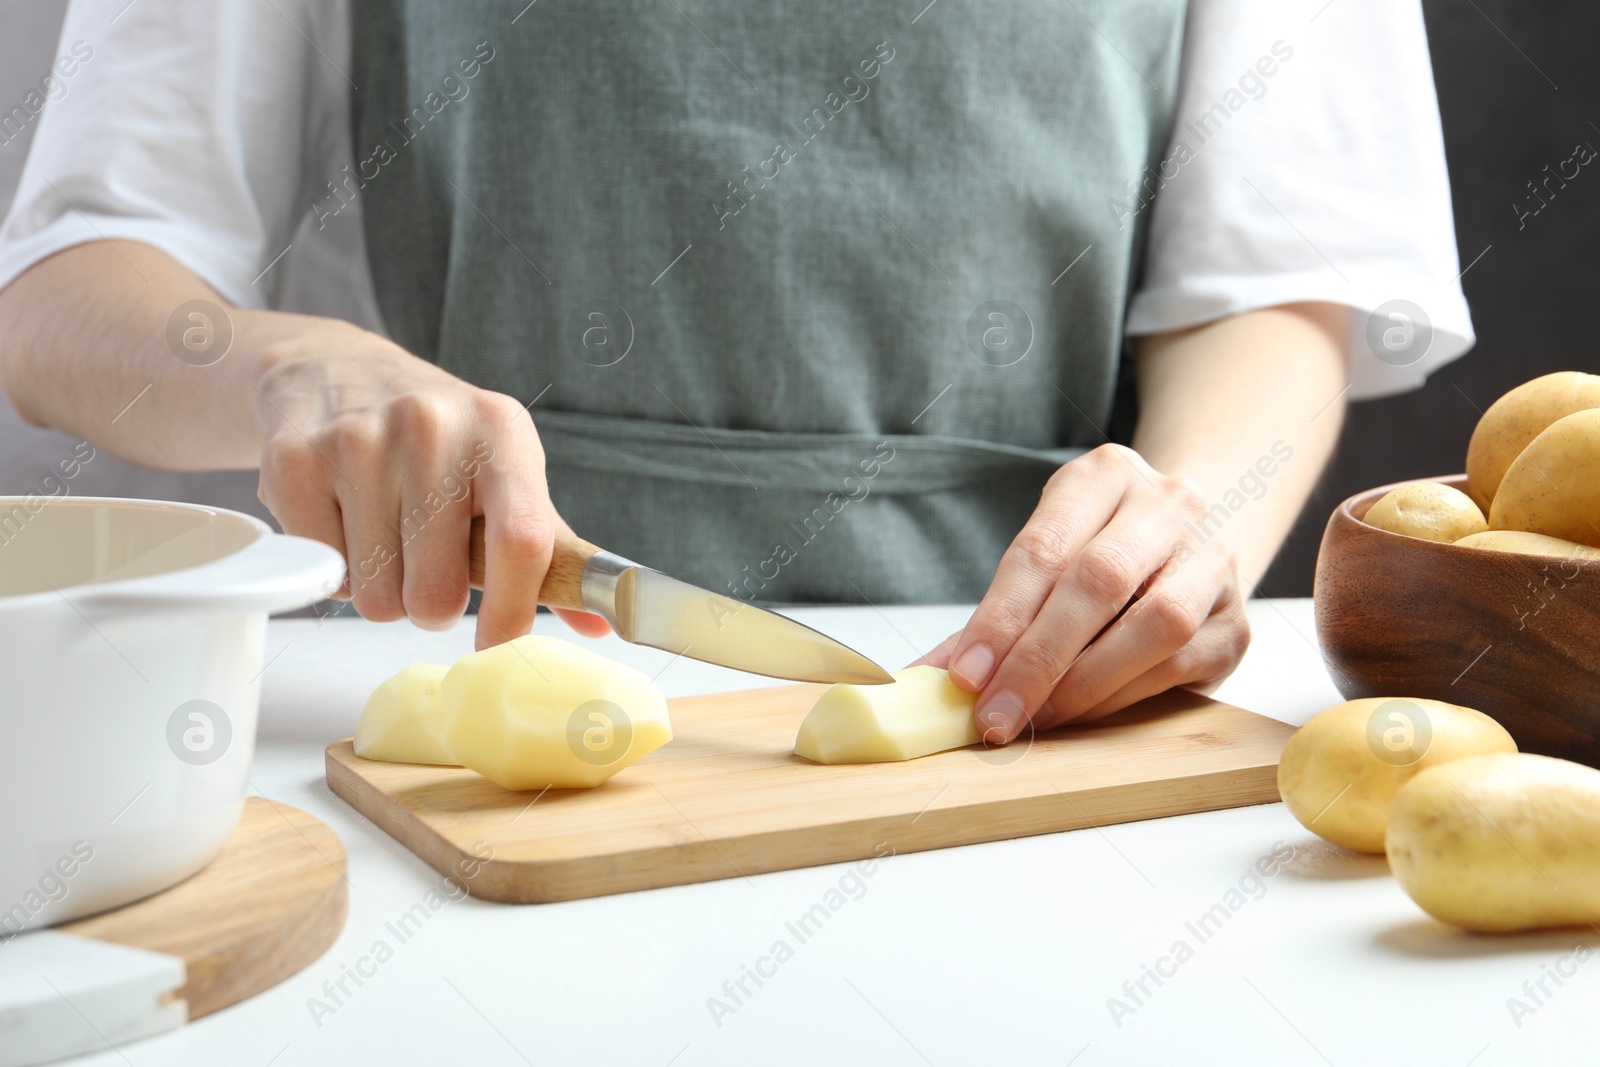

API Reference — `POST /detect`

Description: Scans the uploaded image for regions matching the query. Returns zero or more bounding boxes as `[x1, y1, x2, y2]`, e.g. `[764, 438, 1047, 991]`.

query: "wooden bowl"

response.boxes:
[1315, 474, 1600, 767]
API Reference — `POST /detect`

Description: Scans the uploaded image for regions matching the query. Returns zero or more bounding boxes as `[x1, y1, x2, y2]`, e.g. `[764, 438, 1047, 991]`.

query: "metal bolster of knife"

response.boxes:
[580, 551, 637, 636]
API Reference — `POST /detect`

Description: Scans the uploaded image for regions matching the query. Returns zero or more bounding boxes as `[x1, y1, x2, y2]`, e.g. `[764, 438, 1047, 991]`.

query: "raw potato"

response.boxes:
[444, 635, 671, 790]
[354, 664, 456, 765]
[1453, 529, 1600, 561]
[1387, 753, 1600, 932]
[1490, 408, 1600, 547]
[795, 666, 981, 764]
[1464, 370, 1600, 512]
[1276, 697, 1516, 853]
[1363, 482, 1486, 543]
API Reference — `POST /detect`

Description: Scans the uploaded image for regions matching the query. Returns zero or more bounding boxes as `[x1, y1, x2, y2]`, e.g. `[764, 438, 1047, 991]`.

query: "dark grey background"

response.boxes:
[1, 1, 1594, 596]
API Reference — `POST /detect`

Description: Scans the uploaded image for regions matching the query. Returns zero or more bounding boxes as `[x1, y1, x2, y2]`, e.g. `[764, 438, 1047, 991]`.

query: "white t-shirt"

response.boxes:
[0, 0, 1473, 400]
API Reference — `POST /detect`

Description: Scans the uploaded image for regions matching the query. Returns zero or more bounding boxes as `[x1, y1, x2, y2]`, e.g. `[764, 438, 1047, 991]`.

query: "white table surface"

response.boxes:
[52, 600, 1597, 1067]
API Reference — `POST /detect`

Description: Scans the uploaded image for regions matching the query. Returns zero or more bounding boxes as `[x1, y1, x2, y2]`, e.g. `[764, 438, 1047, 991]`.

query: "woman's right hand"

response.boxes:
[252, 320, 607, 649]
[0, 240, 598, 651]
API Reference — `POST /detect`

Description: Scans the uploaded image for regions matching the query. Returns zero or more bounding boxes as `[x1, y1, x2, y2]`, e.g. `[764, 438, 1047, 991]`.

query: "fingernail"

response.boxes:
[977, 691, 1026, 745]
[950, 644, 995, 689]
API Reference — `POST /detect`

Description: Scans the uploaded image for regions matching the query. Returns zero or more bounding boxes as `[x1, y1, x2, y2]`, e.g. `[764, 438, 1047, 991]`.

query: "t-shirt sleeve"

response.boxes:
[0, 0, 350, 311]
[1126, 0, 1473, 400]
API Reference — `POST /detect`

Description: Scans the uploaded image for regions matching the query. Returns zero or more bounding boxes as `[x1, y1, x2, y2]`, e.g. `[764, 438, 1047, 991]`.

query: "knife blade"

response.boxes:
[468, 520, 894, 684]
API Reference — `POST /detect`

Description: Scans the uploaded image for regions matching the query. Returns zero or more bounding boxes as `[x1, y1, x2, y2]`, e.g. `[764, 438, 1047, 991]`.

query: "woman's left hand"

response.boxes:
[915, 443, 1251, 745]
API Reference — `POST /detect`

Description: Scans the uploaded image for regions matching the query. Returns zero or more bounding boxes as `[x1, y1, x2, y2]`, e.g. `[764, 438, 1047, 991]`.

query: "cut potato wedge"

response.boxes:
[443, 635, 671, 790]
[354, 663, 456, 765]
[794, 665, 981, 764]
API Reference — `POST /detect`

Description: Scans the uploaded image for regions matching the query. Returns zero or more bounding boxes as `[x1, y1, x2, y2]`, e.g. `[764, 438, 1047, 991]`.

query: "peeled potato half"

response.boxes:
[355, 663, 456, 765]
[443, 635, 672, 790]
[795, 666, 981, 764]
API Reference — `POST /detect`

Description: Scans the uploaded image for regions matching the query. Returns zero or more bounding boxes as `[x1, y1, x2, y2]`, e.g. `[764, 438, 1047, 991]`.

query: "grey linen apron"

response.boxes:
[349, 0, 1187, 603]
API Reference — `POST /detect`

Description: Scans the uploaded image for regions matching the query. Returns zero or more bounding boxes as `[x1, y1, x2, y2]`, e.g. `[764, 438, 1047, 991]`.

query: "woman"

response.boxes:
[0, 0, 1470, 743]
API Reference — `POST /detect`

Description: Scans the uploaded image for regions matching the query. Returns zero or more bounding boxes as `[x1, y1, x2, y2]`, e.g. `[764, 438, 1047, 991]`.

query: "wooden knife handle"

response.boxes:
[468, 517, 601, 612]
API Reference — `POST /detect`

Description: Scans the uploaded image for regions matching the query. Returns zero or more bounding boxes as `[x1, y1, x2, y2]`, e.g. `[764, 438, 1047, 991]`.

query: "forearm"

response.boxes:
[1132, 302, 1349, 587]
[0, 240, 365, 470]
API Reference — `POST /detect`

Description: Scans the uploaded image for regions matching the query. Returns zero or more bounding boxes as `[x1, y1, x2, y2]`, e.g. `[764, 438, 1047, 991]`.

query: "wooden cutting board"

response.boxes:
[326, 684, 1292, 903]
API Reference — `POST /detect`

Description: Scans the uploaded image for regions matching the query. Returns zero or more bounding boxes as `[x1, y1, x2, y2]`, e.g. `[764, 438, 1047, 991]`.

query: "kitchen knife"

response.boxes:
[468, 519, 894, 685]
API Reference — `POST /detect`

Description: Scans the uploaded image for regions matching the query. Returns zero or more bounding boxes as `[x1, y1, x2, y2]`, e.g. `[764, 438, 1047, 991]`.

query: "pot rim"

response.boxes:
[0, 496, 344, 616]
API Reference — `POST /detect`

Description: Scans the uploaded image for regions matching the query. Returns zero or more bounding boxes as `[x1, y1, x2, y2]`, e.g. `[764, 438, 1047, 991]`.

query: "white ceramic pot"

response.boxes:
[0, 497, 343, 934]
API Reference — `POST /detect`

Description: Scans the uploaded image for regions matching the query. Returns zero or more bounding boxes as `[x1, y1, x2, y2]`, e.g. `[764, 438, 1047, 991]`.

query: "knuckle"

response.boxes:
[257, 436, 324, 512]
[1068, 447, 1107, 479]
[1222, 607, 1252, 663]
[973, 593, 1036, 644]
[322, 408, 384, 460]
[353, 582, 405, 623]
[1142, 654, 1189, 695]
[1011, 521, 1074, 573]
[1224, 630, 1249, 669]
[1086, 442, 1136, 474]
[1009, 637, 1068, 685]
[261, 430, 319, 477]
[1155, 475, 1208, 520]
[1044, 459, 1077, 490]
[490, 511, 554, 562]
[389, 391, 449, 447]
[1077, 541, 1141, 602]
[1144, 588, 1202, 646]
[1162, 473, 1204, 506]
[406, 579, 469, 624]
[476, 391, 532, 434]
